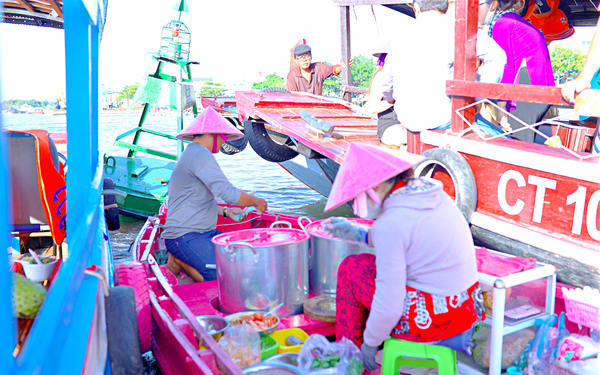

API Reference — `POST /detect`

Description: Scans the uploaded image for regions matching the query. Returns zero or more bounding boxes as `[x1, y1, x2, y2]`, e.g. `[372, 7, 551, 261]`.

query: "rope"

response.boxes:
[84, 265, 110, 297]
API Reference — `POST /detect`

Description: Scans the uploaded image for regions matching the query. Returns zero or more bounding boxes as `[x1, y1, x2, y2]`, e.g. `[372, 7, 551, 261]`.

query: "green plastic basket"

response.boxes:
[260, 335, 279, 360]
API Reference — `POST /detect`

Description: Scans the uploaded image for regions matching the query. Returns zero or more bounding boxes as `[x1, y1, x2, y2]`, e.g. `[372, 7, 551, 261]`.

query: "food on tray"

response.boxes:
[310, 354, 340, 369]
[18, 255, 55, 264]
[483, 287, 512, 309]
[229, 313, 278, 331]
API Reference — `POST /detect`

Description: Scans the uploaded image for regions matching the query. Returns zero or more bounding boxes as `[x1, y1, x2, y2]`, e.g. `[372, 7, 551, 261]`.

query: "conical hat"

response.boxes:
[324, 142, 425, 212]
[176, 107, 244, 141]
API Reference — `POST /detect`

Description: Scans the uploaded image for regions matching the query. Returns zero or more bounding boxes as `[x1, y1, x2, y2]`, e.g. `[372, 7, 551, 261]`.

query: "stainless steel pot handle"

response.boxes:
[225, 241, 259, 264]
[298, 216, 312, 232]
[269, 220, 292, 229]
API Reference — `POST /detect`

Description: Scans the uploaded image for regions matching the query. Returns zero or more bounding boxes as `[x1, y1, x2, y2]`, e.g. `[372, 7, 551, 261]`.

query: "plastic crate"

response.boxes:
[270, 328, 309, 354]
[563, 297, 600, 330]
[261, 335, 279, 360]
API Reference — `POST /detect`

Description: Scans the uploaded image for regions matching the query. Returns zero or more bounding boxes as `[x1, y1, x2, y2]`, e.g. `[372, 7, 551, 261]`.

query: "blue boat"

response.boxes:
[1, 1, 142, 373]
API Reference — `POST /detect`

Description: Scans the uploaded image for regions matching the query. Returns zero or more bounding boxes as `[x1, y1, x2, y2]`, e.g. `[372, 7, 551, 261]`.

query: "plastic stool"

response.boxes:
[381, 338, 457, 375]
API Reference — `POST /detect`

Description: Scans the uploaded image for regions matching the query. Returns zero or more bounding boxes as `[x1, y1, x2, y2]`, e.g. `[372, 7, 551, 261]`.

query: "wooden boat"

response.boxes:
[124, 200, 592, 374]
[119, 205, 335, 374]
[0, 1, 140, 373]
[206, 0, 600, 290]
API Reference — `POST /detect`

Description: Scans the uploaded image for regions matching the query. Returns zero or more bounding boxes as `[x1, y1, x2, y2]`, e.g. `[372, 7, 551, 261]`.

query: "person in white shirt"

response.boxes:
[378, 0, 507, 146]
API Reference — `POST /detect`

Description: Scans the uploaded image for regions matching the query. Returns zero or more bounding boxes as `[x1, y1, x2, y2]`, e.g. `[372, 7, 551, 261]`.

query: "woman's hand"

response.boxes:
[253, 197, 267, 214]
[361, 342, 378, 371]
[227, 207, 246, 221]
[323, 217, 368, 244]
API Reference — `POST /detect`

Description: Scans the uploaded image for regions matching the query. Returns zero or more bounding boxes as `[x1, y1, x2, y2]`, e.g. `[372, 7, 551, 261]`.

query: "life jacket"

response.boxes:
[8, 130, 66, 245]
[524, 0, 574, 41]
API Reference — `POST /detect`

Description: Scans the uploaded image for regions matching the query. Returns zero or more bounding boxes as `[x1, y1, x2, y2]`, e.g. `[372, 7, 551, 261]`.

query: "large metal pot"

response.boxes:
[304, 218, 374, 298]
[212, 222, 310, 316]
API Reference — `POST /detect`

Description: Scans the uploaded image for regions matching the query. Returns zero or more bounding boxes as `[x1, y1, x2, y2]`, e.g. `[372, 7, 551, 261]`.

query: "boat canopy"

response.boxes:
[332, 0, 600, 26]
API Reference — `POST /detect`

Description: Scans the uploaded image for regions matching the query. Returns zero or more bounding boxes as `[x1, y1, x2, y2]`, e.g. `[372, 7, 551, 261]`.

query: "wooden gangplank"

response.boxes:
[235, 91, 381, 163]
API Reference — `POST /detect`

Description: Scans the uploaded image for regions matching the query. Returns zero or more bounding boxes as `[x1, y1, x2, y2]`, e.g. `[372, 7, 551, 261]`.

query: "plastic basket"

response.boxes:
[563, 296, 600, 330]
[261, 335, 279, 360]
[270, 328, 309, 354]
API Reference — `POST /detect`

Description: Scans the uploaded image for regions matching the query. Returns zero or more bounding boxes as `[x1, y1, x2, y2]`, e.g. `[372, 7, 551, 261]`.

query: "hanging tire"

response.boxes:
[246, 121, 299, 162]
[413, 148, 477, 223]
[221, 118, 248, 155]
[260, 87, 290, 93]
[246, 87, 298, 162]
[106, 286, 144, 375]
[114, 262, 152, 354]
[103, 178, 120, 231]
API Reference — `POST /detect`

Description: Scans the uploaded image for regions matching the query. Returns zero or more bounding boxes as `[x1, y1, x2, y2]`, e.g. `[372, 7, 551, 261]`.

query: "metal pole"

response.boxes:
[0, 10, 17, 365]
[340, 6, 352, 103]
[65, 3, 93, 236]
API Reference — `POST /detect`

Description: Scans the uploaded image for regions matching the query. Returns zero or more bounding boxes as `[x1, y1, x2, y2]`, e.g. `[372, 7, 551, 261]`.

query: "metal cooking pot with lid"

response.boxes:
[303, 218, 374, 298]
[212, 221, 310, 316]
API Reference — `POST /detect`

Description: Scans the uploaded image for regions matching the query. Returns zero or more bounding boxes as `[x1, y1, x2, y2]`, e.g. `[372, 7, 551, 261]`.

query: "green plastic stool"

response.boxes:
[381, 338, 457, 375]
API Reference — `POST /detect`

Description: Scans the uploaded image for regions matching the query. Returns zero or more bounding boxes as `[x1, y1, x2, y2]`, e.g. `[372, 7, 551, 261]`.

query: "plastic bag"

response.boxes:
[557, 334, 600, 361]
[218, 324, 261, 369]
[472, 325, 535, 369]
[297, 334, 363, 375]
[527, 313, 570, 375]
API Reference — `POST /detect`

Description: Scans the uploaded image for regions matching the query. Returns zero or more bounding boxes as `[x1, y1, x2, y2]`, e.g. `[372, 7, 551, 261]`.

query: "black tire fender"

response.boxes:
[221, 118, 248, 155]
[245, 87, 298, 162]
[246, 121, 299, 162]
[413, 148, 477, 223]
[103, 178, 120, 231]
[106, 286, 144, 375]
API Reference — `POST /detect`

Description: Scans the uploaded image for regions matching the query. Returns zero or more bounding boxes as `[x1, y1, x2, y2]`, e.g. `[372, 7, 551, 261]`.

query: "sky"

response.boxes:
[0, 0, 596, 101]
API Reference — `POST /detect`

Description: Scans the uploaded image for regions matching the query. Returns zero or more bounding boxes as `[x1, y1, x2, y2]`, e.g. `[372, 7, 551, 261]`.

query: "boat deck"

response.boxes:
[235, 91, 382, 164]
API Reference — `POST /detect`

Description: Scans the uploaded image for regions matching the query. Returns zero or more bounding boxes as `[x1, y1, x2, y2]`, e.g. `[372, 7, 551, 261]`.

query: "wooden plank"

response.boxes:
[340, 6, 352, 102]
[446, 80, 570, 106]
[451, 0, 478, 133]
[15, 0, 35, 12]
[46, 0, 63, 18]
[340, 85, 369, 95]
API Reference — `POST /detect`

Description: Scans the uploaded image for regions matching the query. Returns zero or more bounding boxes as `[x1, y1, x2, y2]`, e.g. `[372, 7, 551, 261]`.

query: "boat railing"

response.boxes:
[14, 162, 107, 373]
[448, 99, 597, 161]
[0, 0, 109, 372]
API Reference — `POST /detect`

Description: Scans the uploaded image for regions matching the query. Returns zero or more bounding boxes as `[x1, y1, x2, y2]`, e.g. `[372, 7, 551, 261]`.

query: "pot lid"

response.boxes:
[212, 228, 310, 247]
[305, 218, 374, 240]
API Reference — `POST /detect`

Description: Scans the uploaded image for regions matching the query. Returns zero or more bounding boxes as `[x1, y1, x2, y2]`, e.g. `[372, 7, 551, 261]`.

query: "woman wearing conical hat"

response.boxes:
[161, 107, 267, 282]
[322, 143, 484, 371]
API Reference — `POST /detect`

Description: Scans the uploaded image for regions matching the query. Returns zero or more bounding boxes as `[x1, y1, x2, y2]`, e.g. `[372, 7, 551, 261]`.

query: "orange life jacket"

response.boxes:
[9, 130, 67, 245]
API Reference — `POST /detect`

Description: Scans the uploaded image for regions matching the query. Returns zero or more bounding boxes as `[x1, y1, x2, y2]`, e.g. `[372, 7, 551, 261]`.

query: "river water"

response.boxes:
[2, 111, 352, 265]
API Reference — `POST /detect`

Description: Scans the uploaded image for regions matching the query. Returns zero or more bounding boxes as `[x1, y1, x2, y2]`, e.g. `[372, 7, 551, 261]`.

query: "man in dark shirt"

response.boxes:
[286, 44, 346, 96]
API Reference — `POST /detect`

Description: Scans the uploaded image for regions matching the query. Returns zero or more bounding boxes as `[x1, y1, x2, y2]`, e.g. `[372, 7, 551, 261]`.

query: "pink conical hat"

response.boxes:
[324, 142, 425, 212]
[176, 107, 244, 141]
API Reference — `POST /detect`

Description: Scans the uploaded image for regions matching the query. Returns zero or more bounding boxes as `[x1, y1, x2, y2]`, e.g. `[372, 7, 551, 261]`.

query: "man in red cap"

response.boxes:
[286, 44, 349, 96]
[162, 107, 268, 282]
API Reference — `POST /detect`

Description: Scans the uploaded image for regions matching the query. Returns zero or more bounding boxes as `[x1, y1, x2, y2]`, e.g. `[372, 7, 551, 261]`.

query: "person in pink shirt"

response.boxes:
[323, 143, 485, 371]
[479, 0, 555, 143]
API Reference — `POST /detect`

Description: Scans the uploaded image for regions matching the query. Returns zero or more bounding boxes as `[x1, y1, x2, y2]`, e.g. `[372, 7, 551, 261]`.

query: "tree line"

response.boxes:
[1, 47, 585, 110]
